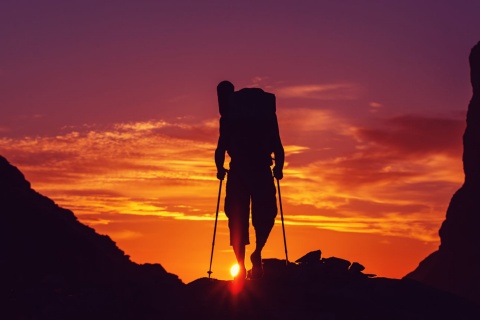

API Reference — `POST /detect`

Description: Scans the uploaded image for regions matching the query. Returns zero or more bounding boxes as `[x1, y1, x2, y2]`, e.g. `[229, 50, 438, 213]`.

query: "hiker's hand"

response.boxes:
[273, 166, 283, 180]
[217, 168, 226, 180]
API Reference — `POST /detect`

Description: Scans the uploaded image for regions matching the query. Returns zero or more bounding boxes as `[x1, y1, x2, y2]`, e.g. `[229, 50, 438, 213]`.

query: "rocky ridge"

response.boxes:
[405, 41, 480, 305]
[0, 155, 183, 319]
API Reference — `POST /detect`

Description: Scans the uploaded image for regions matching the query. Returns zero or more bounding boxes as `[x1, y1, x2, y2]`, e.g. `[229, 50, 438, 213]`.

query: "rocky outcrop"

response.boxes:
[187, 250, 478, 320]
[0, 155, 184, 319]
[405, 42, 480, 304]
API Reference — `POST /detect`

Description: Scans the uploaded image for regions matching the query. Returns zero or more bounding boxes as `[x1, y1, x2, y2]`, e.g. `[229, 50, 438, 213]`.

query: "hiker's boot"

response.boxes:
[250, 250, 263, 279]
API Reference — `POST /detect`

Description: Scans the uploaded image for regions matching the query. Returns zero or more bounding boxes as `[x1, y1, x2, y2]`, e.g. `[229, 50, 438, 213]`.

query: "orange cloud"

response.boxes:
[276, 83, 362, 100]
[277, 112, 464, 243]
[0, 119, 219, 220]
[0, 111, 465, 245]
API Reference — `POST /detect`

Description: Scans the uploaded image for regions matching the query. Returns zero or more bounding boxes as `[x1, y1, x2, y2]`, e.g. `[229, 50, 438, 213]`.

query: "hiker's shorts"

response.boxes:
[224, 166, 277, 246]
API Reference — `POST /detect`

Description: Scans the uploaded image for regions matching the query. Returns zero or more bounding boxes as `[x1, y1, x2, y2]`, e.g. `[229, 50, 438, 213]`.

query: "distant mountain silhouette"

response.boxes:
[405, 41, 480, 305]
[1, 154, 478, 319]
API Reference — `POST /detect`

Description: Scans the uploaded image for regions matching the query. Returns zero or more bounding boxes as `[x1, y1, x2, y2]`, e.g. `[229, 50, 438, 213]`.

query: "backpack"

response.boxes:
[217, 87, 279, 167]
[218, 87, 276, 119]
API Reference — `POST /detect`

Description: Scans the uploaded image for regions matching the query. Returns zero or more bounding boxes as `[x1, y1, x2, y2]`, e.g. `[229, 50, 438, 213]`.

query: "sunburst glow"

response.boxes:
[230, 264, 240, 278]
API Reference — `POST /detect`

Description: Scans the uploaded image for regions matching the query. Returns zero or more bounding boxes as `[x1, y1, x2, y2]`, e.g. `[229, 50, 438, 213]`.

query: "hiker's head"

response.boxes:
[217, 81, 234, 116]
[217, 81, 234, 95]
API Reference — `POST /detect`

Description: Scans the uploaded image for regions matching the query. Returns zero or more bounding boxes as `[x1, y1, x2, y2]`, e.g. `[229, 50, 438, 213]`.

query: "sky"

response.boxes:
[1, 0, 479, 283]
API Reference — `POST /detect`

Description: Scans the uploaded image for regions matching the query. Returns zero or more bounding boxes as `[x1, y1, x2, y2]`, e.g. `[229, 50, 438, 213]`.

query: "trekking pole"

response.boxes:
[276, 178, 289, 266]
[207, 179, 223, 278]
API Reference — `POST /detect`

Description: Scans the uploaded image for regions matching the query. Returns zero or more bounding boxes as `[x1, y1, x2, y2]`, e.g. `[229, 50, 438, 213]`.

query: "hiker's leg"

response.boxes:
[225, 169, 250, 274]
[251, 168, 277, 271]
[232, 242, 246, 275]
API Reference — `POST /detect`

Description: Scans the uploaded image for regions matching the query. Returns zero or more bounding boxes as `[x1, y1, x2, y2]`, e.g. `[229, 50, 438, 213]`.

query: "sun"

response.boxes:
[230, 264, 240, 278]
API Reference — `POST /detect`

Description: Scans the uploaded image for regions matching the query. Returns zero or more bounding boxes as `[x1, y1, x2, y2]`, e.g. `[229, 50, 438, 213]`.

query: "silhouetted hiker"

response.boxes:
[215, 80, 285, 280]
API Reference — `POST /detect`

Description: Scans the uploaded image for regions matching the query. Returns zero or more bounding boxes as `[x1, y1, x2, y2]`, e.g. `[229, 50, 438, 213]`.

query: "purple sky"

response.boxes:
[1, 1, 478, 136]
[1, 0, 480, 282]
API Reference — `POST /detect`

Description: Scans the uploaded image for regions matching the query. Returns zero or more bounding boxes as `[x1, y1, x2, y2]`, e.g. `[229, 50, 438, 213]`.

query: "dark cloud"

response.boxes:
[356, 114, 465, 157]
[303, 113, 465, 193]
[325, 154, 417, 187]
[3, 149, 75, 167]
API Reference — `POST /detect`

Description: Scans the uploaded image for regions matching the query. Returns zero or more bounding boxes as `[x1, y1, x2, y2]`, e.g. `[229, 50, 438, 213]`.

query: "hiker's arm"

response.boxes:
[273, 144, 284, 180]
[272, 117, 284, 180]
[215, 142, 226, 180]
[215, 118, 228, 180]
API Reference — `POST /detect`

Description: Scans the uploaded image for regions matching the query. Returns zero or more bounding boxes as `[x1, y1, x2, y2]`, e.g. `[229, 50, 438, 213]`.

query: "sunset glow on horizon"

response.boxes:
[1, 1, 479, 283]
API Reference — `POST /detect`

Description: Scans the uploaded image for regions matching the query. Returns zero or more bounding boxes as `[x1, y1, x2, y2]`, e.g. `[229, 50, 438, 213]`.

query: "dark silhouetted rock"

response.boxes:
[185, 273, 479, 319]
[405, 41, 480, 305]
[349, 261, 365, 273]
[323, 256, 351, 271]
[0, 155, 184, 319]
[295, 249, 321, 264]
[257, 258, 291, 280]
